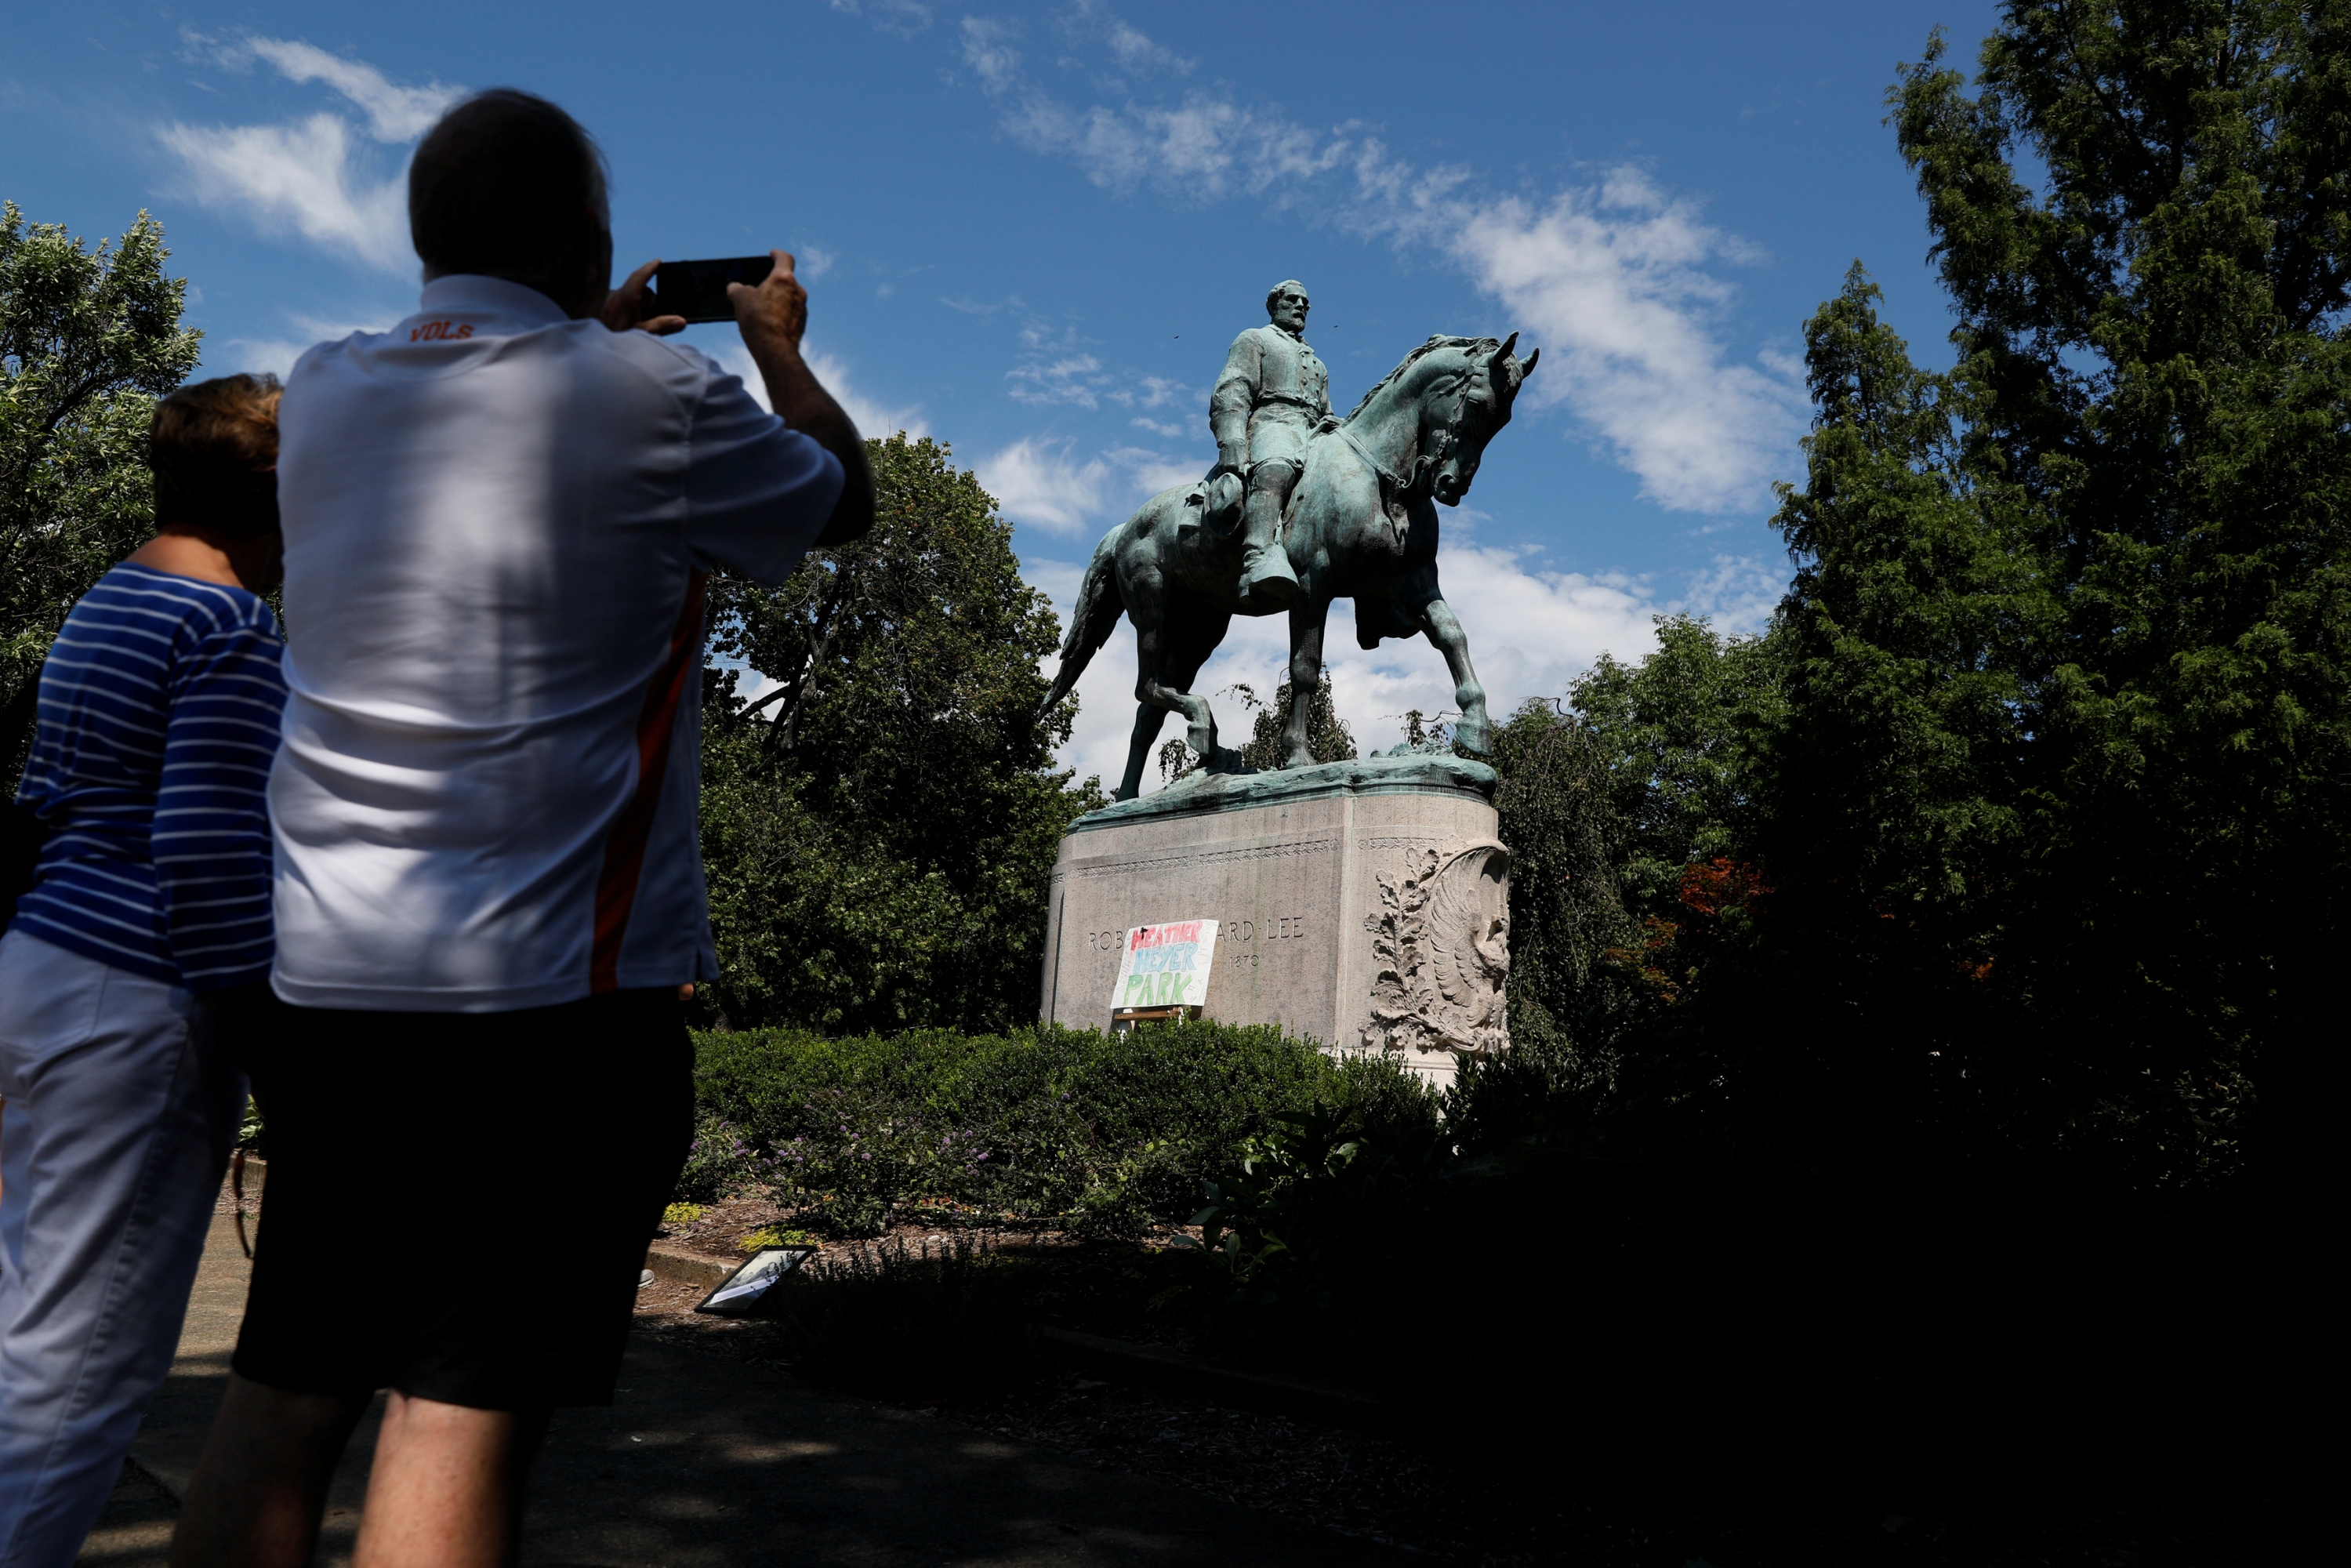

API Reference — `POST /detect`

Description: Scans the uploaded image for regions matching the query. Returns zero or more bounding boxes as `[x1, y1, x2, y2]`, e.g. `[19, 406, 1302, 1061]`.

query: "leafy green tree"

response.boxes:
[2, 205, 201, 766]
[1475, 619, 1780, 1127]
[698, 435, 1101, 1033]
[1486, 699, 1637, 1091]
[1235, 676, 1356, 772]
[1569, 615, 1786, 920]
[1754, 2, 2349, 1185]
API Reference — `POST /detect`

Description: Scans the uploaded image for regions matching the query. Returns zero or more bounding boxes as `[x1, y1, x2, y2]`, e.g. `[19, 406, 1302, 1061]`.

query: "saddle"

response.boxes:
[1177, 459, 1312, 539]
[1183, 469, 1246, 537]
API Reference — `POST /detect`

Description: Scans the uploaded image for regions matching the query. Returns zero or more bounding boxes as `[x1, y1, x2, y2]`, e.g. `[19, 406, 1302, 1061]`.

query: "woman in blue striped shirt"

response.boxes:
[0, 375, 288, 1568]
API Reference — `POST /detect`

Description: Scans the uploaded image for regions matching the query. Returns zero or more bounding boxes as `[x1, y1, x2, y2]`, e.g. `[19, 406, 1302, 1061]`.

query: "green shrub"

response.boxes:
[1185, 1087, 1449, 1360]
[671, 1112, 772, 1203]
[690, 1020, 1428, 1236]
[738, 1225, 816, 1252]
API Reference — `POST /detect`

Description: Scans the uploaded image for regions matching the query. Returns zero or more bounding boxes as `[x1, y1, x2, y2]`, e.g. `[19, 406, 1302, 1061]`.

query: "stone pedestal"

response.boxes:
[1039, 753, 1511, 1087]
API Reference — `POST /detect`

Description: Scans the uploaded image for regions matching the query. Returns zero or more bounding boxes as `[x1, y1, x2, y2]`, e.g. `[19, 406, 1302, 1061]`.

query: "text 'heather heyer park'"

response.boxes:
[1112, 920, 1220, 1009]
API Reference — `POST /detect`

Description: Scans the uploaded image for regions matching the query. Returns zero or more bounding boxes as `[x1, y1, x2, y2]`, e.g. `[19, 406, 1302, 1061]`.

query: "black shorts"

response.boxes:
[230, 989, 695, 1410]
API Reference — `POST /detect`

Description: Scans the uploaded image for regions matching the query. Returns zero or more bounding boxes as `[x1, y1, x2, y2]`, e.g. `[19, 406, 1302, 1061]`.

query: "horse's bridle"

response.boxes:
[1337, 362, 1477, 502]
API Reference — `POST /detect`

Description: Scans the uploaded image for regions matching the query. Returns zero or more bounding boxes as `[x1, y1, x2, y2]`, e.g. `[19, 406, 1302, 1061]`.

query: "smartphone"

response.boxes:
[651, 256, 775, 325]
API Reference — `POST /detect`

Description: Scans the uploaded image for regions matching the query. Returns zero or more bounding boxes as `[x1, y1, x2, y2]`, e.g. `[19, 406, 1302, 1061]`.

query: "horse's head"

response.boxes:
[1428, 332, 1538, 506]
[1344, 333, 1542, 505]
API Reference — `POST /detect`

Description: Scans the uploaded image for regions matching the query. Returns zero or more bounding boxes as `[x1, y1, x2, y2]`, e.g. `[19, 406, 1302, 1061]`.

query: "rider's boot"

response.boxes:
[1236, 472, 1301, 610]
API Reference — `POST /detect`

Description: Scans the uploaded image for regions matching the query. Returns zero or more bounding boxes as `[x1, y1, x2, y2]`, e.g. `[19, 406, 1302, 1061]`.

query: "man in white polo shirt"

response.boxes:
[172, 90, 873, 1568]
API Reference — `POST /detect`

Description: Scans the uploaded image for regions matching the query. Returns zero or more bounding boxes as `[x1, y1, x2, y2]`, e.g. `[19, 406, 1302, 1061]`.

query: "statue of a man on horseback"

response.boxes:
[1040, 281, 1538, 801]
[1211, 279, 1337, 610]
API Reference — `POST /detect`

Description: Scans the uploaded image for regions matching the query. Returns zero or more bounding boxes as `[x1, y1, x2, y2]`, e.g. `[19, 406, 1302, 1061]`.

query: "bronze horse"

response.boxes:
[1039, 333, 1537, 800]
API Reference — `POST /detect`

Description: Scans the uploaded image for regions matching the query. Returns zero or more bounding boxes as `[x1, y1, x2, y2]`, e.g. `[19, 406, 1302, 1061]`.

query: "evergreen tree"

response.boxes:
[1758, 2, 2349, 1185]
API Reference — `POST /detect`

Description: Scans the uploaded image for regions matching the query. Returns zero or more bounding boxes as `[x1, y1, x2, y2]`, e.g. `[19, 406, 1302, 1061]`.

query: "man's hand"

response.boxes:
[729, 250, 809, 352]
[599, 260, 687, 336]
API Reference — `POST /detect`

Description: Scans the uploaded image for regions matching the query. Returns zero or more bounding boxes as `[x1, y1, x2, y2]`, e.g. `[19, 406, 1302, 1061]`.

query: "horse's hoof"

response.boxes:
[1453, 722, 1493, 756]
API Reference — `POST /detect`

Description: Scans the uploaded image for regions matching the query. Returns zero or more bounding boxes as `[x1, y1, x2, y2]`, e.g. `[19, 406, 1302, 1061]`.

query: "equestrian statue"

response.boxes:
[1039, 278, 1538, 801]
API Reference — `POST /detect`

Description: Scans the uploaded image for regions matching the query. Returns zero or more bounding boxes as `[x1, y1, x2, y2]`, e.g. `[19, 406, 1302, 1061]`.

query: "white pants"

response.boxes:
[0, 931, 238, 1568]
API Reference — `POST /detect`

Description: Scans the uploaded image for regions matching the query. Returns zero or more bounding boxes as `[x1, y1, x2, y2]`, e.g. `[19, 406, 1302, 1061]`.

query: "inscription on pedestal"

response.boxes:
[1039, 755, 1509, 1087]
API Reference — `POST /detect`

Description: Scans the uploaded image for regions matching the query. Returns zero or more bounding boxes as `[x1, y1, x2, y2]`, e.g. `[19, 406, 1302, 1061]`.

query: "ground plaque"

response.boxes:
[1040, 750, 1509, 1087]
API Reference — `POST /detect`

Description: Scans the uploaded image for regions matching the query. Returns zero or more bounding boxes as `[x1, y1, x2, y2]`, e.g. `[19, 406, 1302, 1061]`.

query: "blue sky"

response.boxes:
[3, 0, 1998, 790]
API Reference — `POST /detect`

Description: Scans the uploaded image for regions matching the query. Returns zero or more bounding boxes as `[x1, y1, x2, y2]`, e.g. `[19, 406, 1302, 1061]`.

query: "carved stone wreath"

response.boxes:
[1361, 840, 1511, 1061]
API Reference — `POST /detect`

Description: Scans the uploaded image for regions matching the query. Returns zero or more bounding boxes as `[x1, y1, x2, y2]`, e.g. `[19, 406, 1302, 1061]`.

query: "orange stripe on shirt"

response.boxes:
[590, 569, 708, 993]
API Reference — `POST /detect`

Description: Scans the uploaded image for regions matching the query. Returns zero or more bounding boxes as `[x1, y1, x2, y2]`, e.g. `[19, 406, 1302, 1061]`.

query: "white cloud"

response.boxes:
[158, 114, 412, 271]
[731, 669, 785, 719]
[714, 342, 928, 439]
[960, 17, 1025, 93]
[1130, 374, 1190, 409]
[218, 340, 318, 379]
[233, 38, 461, 141]
[1008, 350, 1108, 407]
[999, 92, 1352, 204]
[796, 245, 837, 279]
[1447, 177, 1806, 514]
[829, 0, 934, 36]
[956, 29, 1805, 514]
[807, 347, 927, 438]
[977, 437, 1203, 535]
[1026, 542, 1787, 794]
[220, 310, 401, 377]
[1058, 3, 1195, 78]
[1003, 320, 1195, 412]
[1112, 445, 1206, 496]
[1684, 552, 1788, 631]
[161, 38, 459, 274]
[978, 438, 1118, 534]
[1103, 21, 1193, 77]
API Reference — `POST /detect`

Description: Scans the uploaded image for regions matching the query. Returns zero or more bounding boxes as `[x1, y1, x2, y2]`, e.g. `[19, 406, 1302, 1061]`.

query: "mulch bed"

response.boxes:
[629, 1221, 2276, 1567]
[216, 1165, 2270, 1563]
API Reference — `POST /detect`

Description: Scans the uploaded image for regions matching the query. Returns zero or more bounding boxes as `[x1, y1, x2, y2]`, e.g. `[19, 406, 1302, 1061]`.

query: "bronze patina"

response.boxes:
[1039, 292, 1537, 801]
[1211, 278, 1333, 610]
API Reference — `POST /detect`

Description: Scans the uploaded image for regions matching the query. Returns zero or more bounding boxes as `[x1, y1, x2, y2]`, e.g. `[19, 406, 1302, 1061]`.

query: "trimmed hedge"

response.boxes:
[688, 1020, 1431, 1236]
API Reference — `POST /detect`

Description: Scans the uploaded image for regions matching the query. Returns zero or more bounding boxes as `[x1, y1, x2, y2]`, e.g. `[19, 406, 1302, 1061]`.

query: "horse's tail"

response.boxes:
[1037, 529, 1127, 723]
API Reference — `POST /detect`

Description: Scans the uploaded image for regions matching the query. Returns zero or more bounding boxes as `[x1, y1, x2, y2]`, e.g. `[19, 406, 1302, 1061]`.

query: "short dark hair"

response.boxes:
[150, 374, 281, 539]
[408, 89, 609, 297]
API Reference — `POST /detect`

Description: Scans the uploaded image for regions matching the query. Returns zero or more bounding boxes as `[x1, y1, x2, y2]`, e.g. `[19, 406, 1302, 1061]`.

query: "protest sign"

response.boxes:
[1110, 920, 1219, 1012]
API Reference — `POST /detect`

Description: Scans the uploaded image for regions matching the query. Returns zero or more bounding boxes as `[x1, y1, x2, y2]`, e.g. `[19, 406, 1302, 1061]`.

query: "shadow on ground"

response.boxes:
[79, 1201, 1408, 1567]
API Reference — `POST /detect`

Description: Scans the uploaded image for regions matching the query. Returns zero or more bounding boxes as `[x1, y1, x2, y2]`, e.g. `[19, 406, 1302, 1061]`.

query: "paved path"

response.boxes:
[78, 1190, 1406, 1567]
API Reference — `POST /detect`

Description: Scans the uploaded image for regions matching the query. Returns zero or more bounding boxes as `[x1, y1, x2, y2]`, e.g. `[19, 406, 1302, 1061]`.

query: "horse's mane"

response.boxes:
[1344, 335, 1500, 423]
